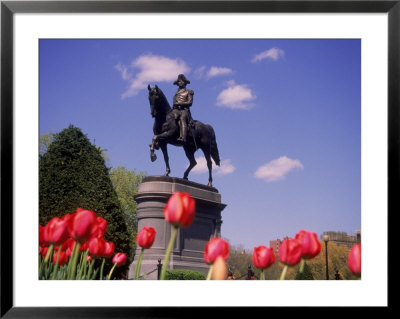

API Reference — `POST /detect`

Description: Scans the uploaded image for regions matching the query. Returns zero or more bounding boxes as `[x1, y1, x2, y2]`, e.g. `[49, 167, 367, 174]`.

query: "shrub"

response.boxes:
[39, 125, 133, 277]
[165, 269, 206, 280]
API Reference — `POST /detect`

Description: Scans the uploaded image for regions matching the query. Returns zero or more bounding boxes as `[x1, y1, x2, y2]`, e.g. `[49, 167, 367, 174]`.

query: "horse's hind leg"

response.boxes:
[160, 144, 171, 176]
[183, 148, 197, 181]
[204, 150, 213, 187]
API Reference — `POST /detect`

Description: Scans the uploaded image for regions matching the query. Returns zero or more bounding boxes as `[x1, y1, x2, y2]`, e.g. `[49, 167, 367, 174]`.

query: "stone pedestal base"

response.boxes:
[128, 176, 226, 279]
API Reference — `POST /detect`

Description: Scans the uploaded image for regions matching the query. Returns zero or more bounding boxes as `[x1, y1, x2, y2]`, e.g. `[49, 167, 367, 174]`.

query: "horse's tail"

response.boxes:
[207, 124, 220, 166]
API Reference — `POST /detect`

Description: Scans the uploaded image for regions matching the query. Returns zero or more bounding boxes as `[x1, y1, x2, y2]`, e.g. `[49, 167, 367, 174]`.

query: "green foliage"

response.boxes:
[39, 125, 133, 277]
[284, 241, 356, 280]
[226, 244, 253, 279]
[165, 269, 206, 280]
[109, 166, 146, 247]
[227, 241, 356, 280]
[295, 262, 314, 280]
[39, 131, 56, 156]
[227, 244, 281, 280]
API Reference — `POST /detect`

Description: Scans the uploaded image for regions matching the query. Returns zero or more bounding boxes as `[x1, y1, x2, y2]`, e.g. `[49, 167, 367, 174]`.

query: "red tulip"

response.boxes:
[40, 246, 49, 259]
[68, 208, 97, 243]
[103, 242, 115, 258]
[295, 230, 322, 259]
[87, 255, 92, 262]
[80, 241, 89, 252]
[43, 217, 69, 246]
[90, 216, 107, 239]
[253, 245, 276, 269]
[163, 192, 195, 228]
[278, 238, 302, 266]
[204, 237, 229, 265]
[137, 227, 156, 249]
[112, 252, 127, 267]
[39, 225, 48, 247]
[53, 250, 68, 266]
[348, 244, 361, 277]
[54, 240, 69, 252]
[88, 237, 106, 258]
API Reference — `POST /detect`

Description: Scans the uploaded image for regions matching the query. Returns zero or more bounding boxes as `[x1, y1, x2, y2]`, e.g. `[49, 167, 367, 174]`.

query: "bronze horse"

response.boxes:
[147, 84, 220, 187]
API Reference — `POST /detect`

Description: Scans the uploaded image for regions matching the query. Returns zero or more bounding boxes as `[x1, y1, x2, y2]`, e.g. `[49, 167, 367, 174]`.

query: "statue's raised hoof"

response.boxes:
[208, 182, 213, 187]
[151, 153, 157, 162]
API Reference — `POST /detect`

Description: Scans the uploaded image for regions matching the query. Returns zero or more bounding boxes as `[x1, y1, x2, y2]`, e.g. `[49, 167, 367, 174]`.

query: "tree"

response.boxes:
[282, 241, 356, 280]
[39, 131, 55, 156]
[40, 131, 110, 164]
[226, 244, 253, 280]
[295, 262, 314, 280]
[39, 125, 133, 277]
[109, 166, 146, 251]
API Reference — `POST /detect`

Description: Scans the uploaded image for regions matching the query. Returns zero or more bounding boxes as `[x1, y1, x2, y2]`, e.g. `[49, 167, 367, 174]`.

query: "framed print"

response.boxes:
[1, 0, 396, 316]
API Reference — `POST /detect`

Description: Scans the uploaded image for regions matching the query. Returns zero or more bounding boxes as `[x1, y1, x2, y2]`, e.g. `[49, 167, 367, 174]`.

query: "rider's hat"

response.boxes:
[173, 74, 190, 85]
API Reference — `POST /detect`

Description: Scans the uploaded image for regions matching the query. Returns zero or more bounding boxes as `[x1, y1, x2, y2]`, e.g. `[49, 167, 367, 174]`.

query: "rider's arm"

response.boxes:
[184, 90, 194, 107]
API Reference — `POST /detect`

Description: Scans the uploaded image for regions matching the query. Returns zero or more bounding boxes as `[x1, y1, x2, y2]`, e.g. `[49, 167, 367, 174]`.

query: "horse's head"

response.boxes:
[148, 84, 170, 118]
[147, 84, 159, 118]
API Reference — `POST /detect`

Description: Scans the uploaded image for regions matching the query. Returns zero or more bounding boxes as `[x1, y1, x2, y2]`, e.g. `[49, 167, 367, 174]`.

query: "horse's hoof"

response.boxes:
[151, 153, 157, 162]
[208, 182, 213, 187]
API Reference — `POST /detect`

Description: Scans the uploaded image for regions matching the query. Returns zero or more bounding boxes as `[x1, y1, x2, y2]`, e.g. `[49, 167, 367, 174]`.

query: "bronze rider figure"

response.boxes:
[172, 74, 194, 143]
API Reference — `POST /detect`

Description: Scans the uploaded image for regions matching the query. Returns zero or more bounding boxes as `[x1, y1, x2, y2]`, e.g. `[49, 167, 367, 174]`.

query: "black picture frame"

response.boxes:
[1, 0, 395, 317]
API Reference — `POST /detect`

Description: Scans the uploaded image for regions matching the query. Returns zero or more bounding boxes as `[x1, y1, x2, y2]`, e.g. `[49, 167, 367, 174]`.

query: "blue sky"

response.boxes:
[39, 39, 361, 250]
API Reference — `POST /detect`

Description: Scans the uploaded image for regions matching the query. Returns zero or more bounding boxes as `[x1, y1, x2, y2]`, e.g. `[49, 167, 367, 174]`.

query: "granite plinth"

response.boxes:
[128, 176, 226, 279]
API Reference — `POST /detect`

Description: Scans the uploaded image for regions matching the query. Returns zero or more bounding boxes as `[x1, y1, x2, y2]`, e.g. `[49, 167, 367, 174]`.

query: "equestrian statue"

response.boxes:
[147, 74, 220, 187]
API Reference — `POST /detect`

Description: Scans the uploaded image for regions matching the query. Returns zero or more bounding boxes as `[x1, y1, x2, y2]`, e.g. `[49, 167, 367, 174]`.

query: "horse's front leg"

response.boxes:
[160, 144, 171, 176]
[149, 136, 158, 162]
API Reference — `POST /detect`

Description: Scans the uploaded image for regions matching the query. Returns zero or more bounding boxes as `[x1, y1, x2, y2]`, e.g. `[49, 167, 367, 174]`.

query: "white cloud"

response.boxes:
[115, 63, 132, 81]
[194, 66, 233, 79]
[216, 81, 256, 110]
[252, 47, 285, 63]
[254, 156, 303, 182]
[189, 157, 235, 176]
[194, 66, 206, 79]
[116, 54, 190, 99]
[206, 66, 233, 78]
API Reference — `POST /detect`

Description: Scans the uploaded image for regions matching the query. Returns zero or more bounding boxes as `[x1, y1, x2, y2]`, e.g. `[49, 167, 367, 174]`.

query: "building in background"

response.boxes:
[321, 230, 361, 249]
[270, 230, 361, 254]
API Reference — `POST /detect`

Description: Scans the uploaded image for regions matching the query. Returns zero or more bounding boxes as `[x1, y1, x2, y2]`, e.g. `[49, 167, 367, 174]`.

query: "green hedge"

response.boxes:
[165, 269, 206, 280]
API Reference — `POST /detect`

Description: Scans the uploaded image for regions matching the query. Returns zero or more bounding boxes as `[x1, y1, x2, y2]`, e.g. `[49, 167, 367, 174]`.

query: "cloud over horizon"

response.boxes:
[254, 156, 303, 182]
[116, 53, 190, 99]
[190, 157, 235, 176]
[252, 47, 285, 63]
[216, 80, 256, 110]
[194, 66, 233, 79]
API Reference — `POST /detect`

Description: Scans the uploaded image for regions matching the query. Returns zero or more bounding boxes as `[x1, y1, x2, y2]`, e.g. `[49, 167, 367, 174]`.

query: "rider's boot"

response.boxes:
[177, 121, 187, 143]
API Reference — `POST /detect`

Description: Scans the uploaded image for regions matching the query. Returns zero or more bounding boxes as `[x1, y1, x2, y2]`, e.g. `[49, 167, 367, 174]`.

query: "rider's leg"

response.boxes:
[178, 110, 189, 143]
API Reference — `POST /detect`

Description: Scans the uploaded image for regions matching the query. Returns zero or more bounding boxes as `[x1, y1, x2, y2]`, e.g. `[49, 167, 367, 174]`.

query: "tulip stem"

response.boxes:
[134, 249, 145, 280]
[50, 246, 62, 280]
[280, 265, 288, 280]
[107, 262, 118, 280]
[160, 226, 178, 280]
[87, 260, 95, 279]
[260, 269, 265, 280]
[68, 242, 81, 280]
[77, 248, 89, 280]
[44, 244, 54, 263]
[206, 264, 214, 280]
[99, 258, 106, 280]
[299, 259, 305, 274]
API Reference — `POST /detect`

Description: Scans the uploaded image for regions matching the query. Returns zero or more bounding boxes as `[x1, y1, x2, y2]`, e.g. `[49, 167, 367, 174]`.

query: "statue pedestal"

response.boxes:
[128, 176, 227, 279]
